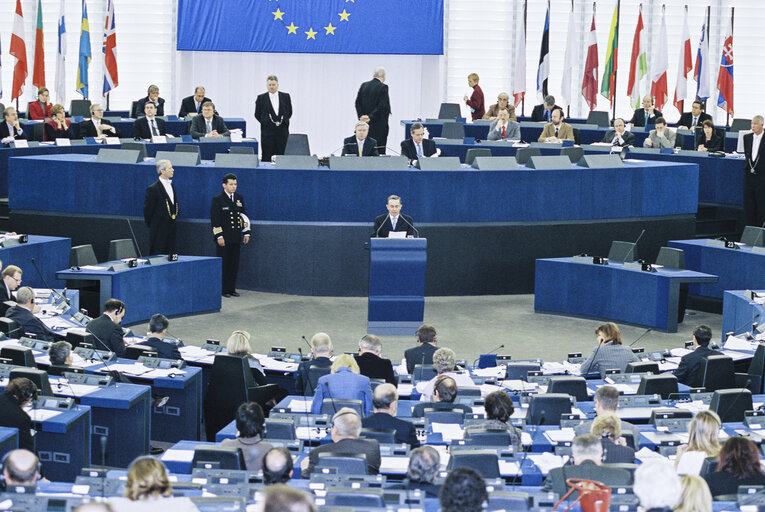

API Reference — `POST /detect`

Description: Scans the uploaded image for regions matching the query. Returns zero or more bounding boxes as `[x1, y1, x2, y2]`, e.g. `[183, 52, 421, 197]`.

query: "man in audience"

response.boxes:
[574, 385, 640, 444]
[255, 75, 293, 162]
[405, 324, 438, 374]
[628, 95, 662, 127]
[301, 408, 381, 477]
[144, 159, 178, 255]
[6, 287, 56, 341]
[634, 459, 682, 511]
[0, 264, 22, 315]
[2, 449, 40, 487]
[543, 434, 632, 496]
[263, 447, 294, 484]
[135, 84, 165, 117]
[220, 402, 273, 472]
[355, 67, 391, 154]
[190, 102, 229, 139]
[439, 467, 487, 512]
[0, 107, 27, 143]
[341, 121, 379, 156]
[602, 118, 635, 147]
[643, 117, 676, 148]
[674, 325, 722, 386]
[355, 334, 396, 385]
[392, 446, 441, 496]
[417, 348, 475, 401]
[412, 375, 472, 417]
[211, 173, 250, 298]
[263, 485, 316, 512]
[78, 104, 120, 139]
[743, 115, 765, 227]
[295, 332, 333, 396]
[178, 86, 211, 117]
[86, 299, 128, 357]
[0, 378, 37, 452]
[488, 108, 521, 141]
[48, 340, 78, 369]
[372, 195, 416, 238]
[483, 92, 516, 120]
[362, 383, 420, 447]
[538, 107, 574, 143]
[677, 100, 713, 130]
[132, 102, 166, 139]
[138, 314, 182, 360]
[531, 95, 560, 123]
[400, 122, 437, 165]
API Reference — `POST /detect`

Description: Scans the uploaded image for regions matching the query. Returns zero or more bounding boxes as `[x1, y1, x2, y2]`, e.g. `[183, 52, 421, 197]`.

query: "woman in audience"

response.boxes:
[471, 390, 522, 449]
[43, 104, 74, 141]
[220, 402, 273, 472]
[676, 475, 713, 512]
[580, 322, 639, 375]
[310, 354, 373, 415]
[417, 347, 474, 401]
[29, 87, 52, 120]
[590, 413, 635, 463]
[705, 437, 765, 497]
[634, 459, 681, 511]
[226, 330, 267, 384]
[695, 120, 723, 152]
[675, 410, 721, 475]
[109, 456, 198, 511]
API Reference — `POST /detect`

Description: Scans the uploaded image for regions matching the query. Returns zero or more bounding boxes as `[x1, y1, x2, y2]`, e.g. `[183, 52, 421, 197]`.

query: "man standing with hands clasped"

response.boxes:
[211, 173, 251, 298]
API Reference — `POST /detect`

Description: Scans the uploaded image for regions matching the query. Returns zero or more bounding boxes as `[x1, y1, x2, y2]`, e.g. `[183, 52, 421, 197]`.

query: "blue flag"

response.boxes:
[177, 0, 443, 55]
[76, 0, 91, 99]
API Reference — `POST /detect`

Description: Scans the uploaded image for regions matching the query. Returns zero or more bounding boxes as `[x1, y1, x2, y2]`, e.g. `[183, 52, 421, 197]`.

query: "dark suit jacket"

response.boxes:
[410, 401, 472, 418]
[255, 91, 293, 134]
[136, 96, 166, 117]
[355, 352, 397, 386]
[677, 111, 712, 128]
[543, 460, 632, 497]
[6, 305, 56, 342]
[531, 104, 562, 122]
[372, 213, 415, 238]
[404, 344, 438, 374]
[601, 129, 636, 147]
[190, 115, 230, 139]
[744, 132, 765, 175]
[303, 437, 381, 477]
[705, 470, 765, 497]
[78, 119, 120, 138]
[178, 95, 212, 118]
[695, 132, 723, 152]
[139, 336, 182, 360]
[400, 138, 437, 163]
[0, 121, 27, 141]
[132, 117, 166, 139]
[674, 345, 723, 386]
[628, 108, 662, 127]
[86, 314, 126, 357]
[601, 438, 635, 464]
[355, 79, 391, 126]
[391, 480, 441, 498]
[43, 120, 73, 141]
[362, 412, 420, 447]
[143, 180, 177, 229]
[0, 394, 34, 451]
[341, 136, 379, 156]
[0, 283, 15, 316]
[295, 357, 333, 396]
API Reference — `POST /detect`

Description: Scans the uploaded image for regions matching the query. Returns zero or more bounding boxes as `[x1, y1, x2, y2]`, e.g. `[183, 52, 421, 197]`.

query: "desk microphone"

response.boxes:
[301, 335, 313, 357]
[125, 218, 144, 259]
[398, 215, 420, 238]
[30, 257, 70, 308]
[623, 229, 646, 262]
[629, 328, 653, 347]
[473, 344, 505, 367]
[375, 217, 387, 238]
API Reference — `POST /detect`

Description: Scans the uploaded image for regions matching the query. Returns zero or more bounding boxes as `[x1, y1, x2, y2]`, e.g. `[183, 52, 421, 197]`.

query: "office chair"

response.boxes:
[440, 122, 465, 139]
[0, 318, 21, 339]
[108, 239, 137, 261]
[547, 376, 588, 402]
[608, 241, 637, 263]
[284, 134, 311, 155]
[741, 226, 765, 247]
[505, 362, 541, 380]
[466, 148, 492, 167]
[316, 453, 368, 475]
[423, 408, 465, 425]
[637, 374, 679, 399]
[526, 393, 572, 425]
[697, 355, 736, 392]
[203, 354, 260, 441]
[320, 399, 364, 417]
[464, 428, 514, 447]
[1, 346, 36, 367]
[191, 446, 245, 470]
[9, 368, 53, 396]
[360, 428, 396, 444]
[69, 99, 92, 118]
[626, 361, 659, 374]
[302, 365, 331, 396]
[709, 388, 753, 422]
[438, 103, 461, 120]
[447, 449, 501, 478]
[413, 364, 437, 382]
[70, 245, 98, 267]
[587, 111, 611, 128]
[323, 488, 385, 508]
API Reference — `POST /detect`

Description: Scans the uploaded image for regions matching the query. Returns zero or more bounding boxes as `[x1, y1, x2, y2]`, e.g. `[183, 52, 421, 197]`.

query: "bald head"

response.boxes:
[263, 447, 294, 484]
[3, 449, 39, 485]
[372, 383, 398, 414]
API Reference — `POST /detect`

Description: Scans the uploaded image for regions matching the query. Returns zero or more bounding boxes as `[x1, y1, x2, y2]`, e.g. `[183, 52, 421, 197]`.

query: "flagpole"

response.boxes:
[704, 5, 711, 112]
[727, 7, 734, 128]
[567, 0, 573, 119]
[679, 5, 687, 115]
[521, 0, 527, 117]
[106, 91, 110, 111]
[611, 0, 621, 121]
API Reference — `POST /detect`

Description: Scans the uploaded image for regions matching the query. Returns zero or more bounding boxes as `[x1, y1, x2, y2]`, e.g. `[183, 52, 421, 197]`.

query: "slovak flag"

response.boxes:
[716, 13, 734, 116]
[102, 0, 118, 95]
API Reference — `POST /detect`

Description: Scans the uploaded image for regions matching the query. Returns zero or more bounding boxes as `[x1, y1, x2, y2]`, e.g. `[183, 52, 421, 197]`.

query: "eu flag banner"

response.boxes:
[177, 0, 444, 55]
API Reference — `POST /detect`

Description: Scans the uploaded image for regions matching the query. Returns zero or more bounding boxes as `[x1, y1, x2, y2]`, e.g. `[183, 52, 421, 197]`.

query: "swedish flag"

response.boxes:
[76, 0, 91, 99]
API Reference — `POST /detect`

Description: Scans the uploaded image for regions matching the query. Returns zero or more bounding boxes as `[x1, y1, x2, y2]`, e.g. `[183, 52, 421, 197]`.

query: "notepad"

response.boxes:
[162, 449, 194, 462]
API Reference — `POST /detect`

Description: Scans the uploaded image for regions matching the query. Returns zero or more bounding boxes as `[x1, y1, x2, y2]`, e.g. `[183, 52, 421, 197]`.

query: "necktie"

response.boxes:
[416, 143, 422, 157]
[391, 217, 397, 230]
[229, 194, 234, 202]
[555, 127, 559, 138]
[151, 120, 159, 136]
[206, 120, 212, 134]
[358, 141, 362, 157]
[692, 116, 698, 127]
[196, 102, 200, 113]
[546, 110, 551, 122]
[501, 125, 506, 139]
[95, 121, 102, 137]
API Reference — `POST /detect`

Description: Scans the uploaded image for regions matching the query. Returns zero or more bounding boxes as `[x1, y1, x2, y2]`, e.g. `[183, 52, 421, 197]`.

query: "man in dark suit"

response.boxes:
[674, 325, 722, 386]
[362, 384, 419, 447]
[210, 173, 250, 297]
[628, 95, 662, 127]
[0, 107, 27, 143]
[301, 408, 381, 477]
[190, 102, 229, 139]
[543, 434, 632, 497]
[86, 299, 128, 357]
[530, 95, 561, 123]
[677, 100, 713, 130]
[372, 195, 415, 238]
[78, 103, 120, 139]
[341, 121, 379, 156]
[601, 118, 635, 147]
[355, 334, 397, 385]
[405, 324, 438, 374]
[355, 67, 391, 154]
[295, 332, 334, 395]
[0, 265, 22, 316]
[135, 84, 165, 117]
[0, 378, 38, 452]
[255, 75, 293, 162]
[400, 122, 437, 164]
[143, 159, 178, 255]
[411, 376, 472, 417]
[178, 86, 211, 118]
[6, 287, 57, 342]
[132, 102, 166, 139]
[743, 115, 765, 226]
[137, 314, 182, 360]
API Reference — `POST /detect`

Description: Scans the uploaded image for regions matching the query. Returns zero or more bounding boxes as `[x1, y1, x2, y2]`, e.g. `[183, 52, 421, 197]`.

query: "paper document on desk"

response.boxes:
[542, 361, 575, 375]
[544, 428, 576, 444]
[430, 423, 464, 442]
[51, 382, 99, 397]
[658, 360, 679, 371]
[104, 363, 153, 376]
[528, 453, 566, 474]
[499, 379, 538, 392]
[397, 384, 413, 397]
[641, 431, 682, 444]
[142, 368, 186, 379]
[480, 383, 501, 396]
[26, 408, 64, 422]
[674, 400, 707, 414]
[521, 432, 532, 445]
[669, 347, 693, 357]
[724, 335, 755, 352]
[162, 449, 195, 462]
[79, 265, 107, 271]
[261, 357, 298, 372]
[295, 427, 326, 441]
[287, 399, 312, 413]
[635, 447, 668, 462]
[380, 456, 409, 473]
[499, 460, 521, 476]
[472, 366, 506, 378]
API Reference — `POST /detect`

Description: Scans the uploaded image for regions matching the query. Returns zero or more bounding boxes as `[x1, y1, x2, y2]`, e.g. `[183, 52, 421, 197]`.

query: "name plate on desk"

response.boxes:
[706, 238, 738, 249]
[752, 246, 765, 255]
[152, 135, 167, 144]
[572, 255, 593, 264]
[105, 137, 120, 145]
[623, 261, 655, 272]
[11, 139, 28, 148]
[55, 138, 71, 146]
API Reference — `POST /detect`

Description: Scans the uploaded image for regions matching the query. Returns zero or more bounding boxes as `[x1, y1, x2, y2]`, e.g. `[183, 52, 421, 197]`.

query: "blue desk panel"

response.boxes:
[35, 405, 91, 482]
[722, 290, 765, 342]
[10, 154, 699, 223]
[534, 257, 718, 332]
[0, 235, 70, 289]
[56, 256, 221, 324]
[0, 427, 18, 460]
[668, 239, 765, 300]
[21, 117, 247, 140]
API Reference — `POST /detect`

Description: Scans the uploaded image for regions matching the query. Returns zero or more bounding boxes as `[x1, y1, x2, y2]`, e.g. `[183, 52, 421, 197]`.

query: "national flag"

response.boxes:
[694, 21, 712, 102]
[33, 0, 45, 88]
[536, 2, 550, 102]
[560, 6, 578, 107]
[582, 10, 598, 110]
[76, 0, 92, 99]
[10, 0, 27, 102]
[627, 7, 646, 109]
[55, 0, 66, 105]
[0, 35, 3, 99]
[650, 10, 668, 111]
[673, 9, 692, 112]
[512, 1, 526, 107]
[716, 11, 734, 116]
[600, 4, 619, 104]
[102, 0, 118, 95]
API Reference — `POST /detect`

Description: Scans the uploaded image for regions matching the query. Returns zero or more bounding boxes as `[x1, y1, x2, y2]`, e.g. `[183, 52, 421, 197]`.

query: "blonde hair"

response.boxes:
[124, 457, 171, 501]
[590, 413, 621, 438]
[468, 72, 479, 82]
[226, 330, 252, 356]
[331, 354, 359, 373]
[676, 475, 712, 512]
[50, 104, 65, 116]
[687, 410, 721, 457]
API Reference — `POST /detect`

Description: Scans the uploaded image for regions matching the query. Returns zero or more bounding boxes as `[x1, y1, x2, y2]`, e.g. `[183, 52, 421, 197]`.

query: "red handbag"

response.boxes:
[553, 478, 611, 512]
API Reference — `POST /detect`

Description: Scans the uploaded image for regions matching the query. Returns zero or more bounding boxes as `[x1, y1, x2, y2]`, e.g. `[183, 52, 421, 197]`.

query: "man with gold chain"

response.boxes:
[143, 160, 179, 255]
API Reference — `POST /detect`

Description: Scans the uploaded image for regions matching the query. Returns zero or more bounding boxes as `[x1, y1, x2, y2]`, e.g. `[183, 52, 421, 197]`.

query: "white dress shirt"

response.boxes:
[753, 132, 764, 162]
[356, 138, 365, 155]
[389, 215, 399, 230]
[159, 177, 174, 203]
[269, 92, 279, 114]
[146, 116, 160, 136]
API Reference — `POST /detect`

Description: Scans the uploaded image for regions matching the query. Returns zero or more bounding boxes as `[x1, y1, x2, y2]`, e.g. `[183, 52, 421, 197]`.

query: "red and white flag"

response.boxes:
[716, 12, 734, 116]
[650, 10, 668, 111]
[10, 0, 28, 101]
[581, 10, 598, 110]
[102, 0, 119, 95]
[673, 9, 692, 112]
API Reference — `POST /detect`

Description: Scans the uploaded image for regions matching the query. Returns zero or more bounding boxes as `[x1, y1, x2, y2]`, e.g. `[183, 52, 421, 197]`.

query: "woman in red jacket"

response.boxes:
[28, 87, 52, 120]
[44, 104, 74, 142]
